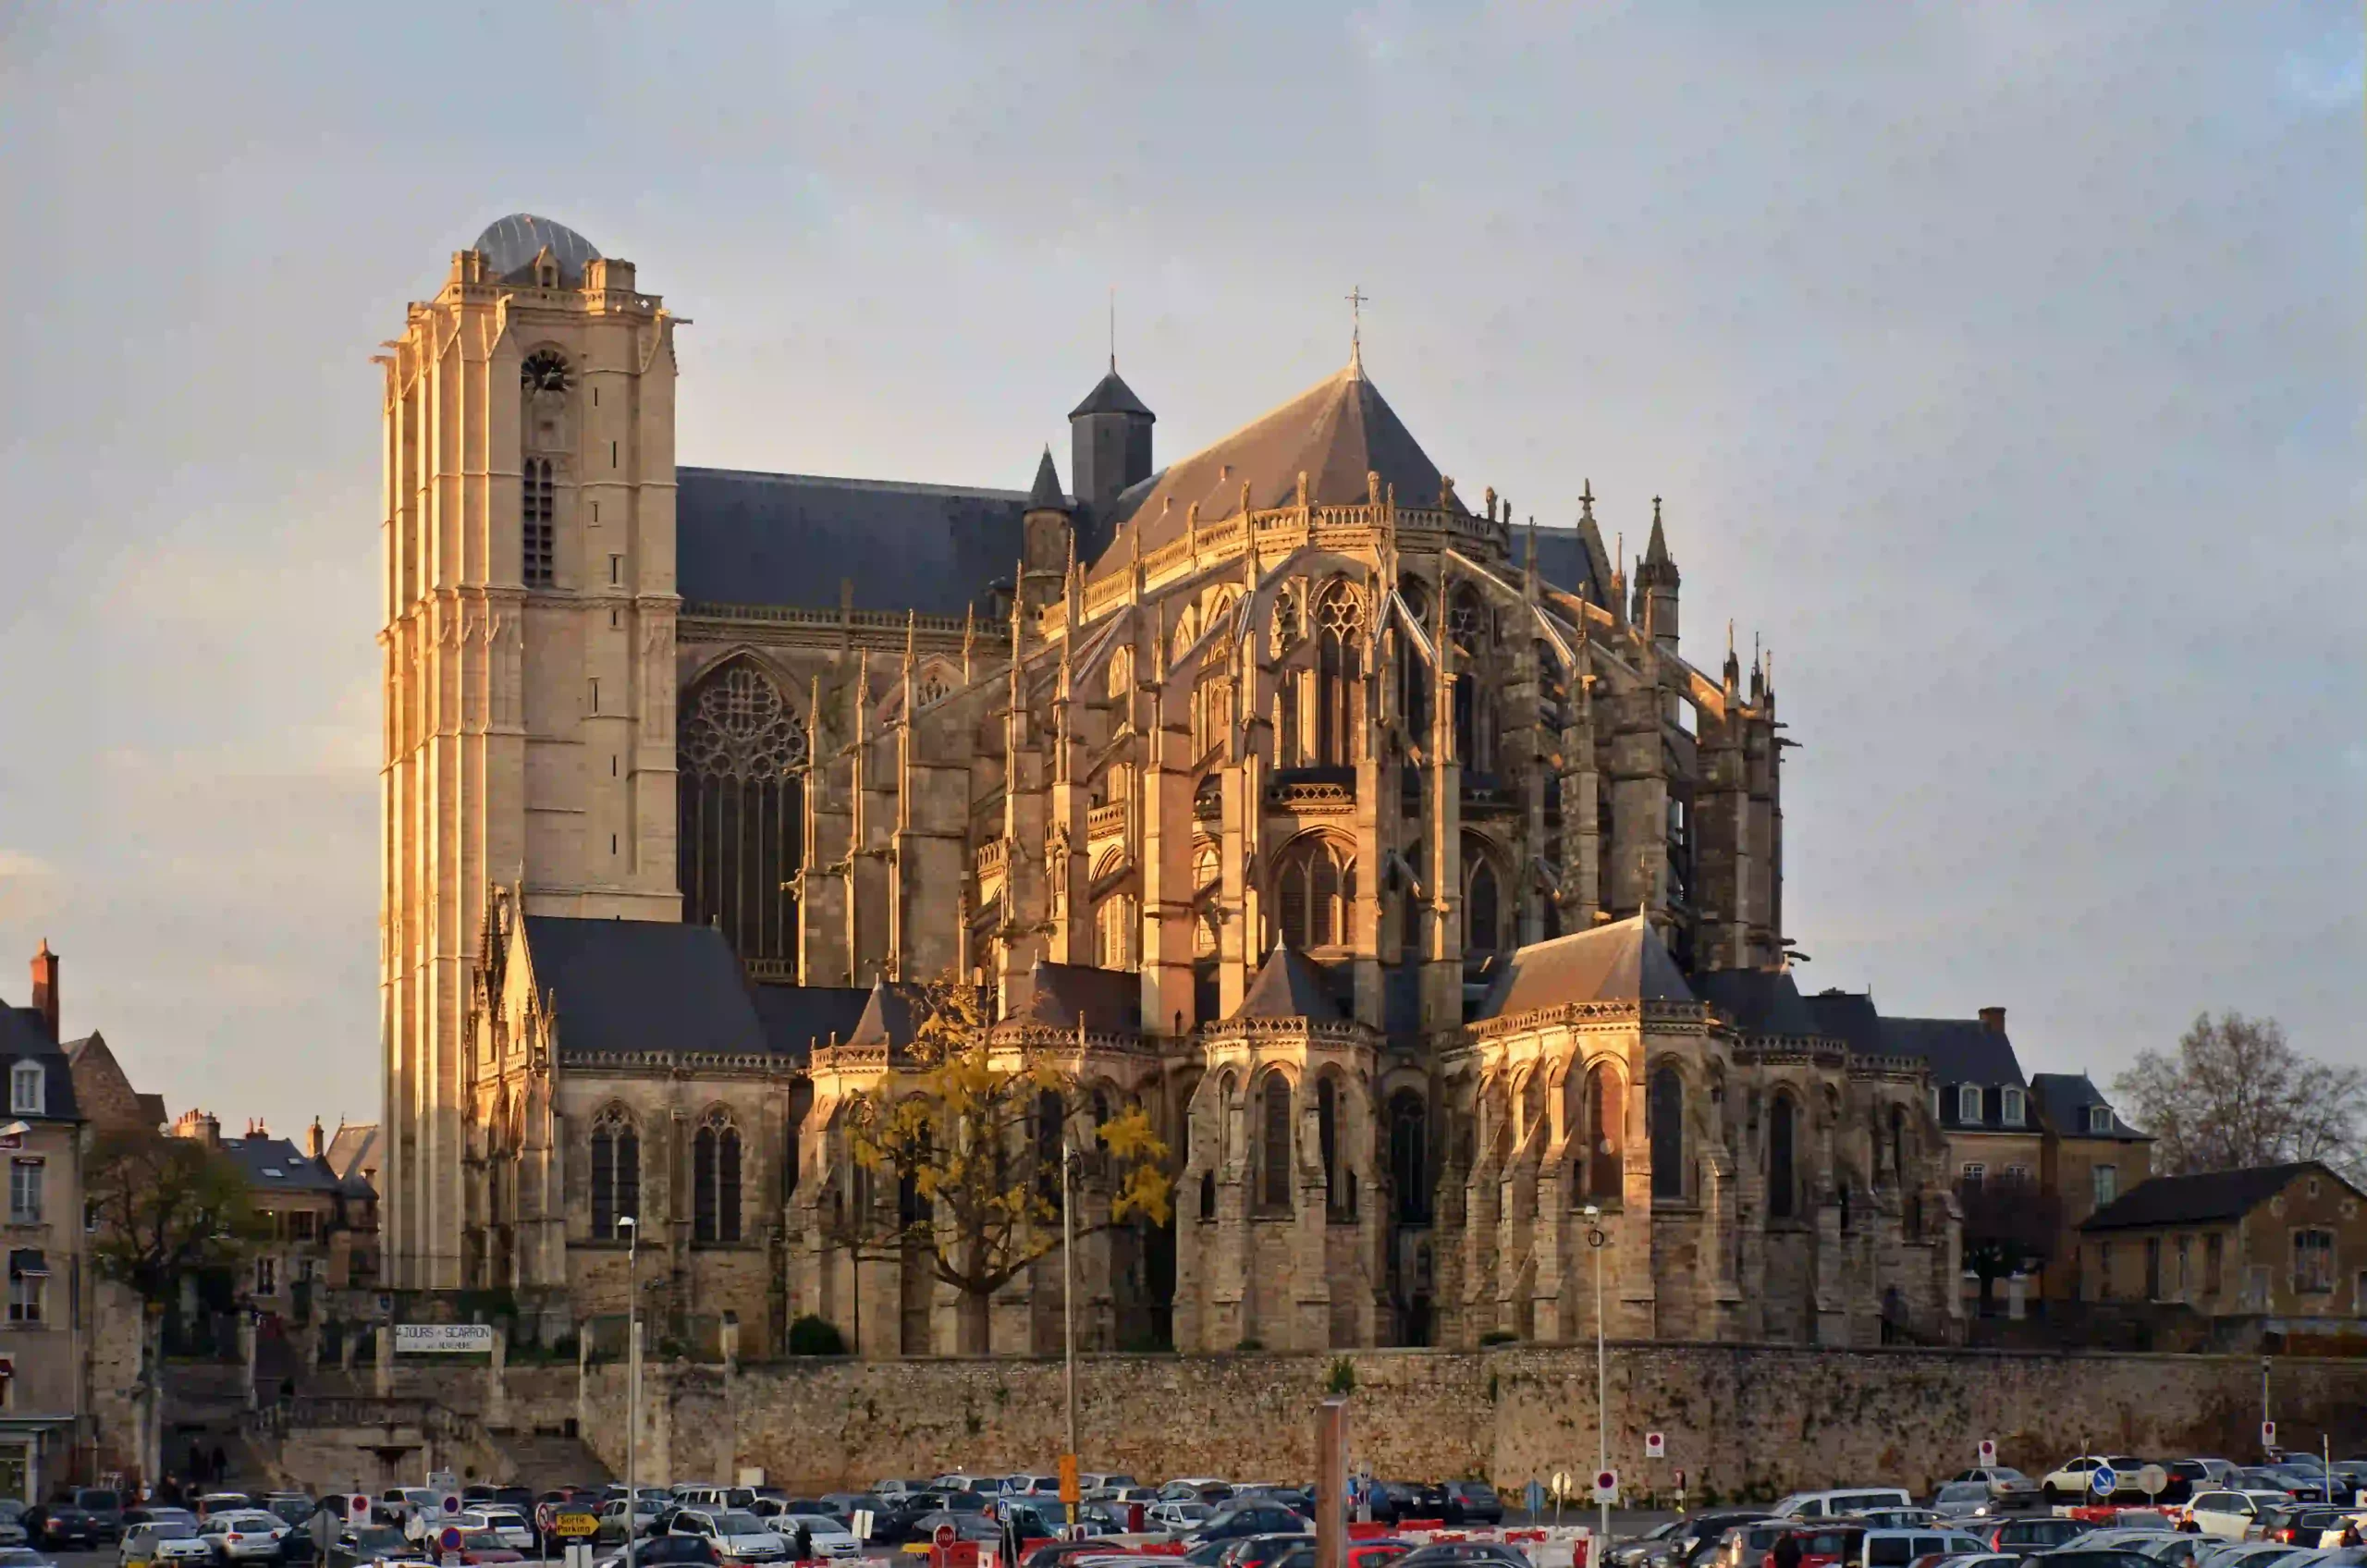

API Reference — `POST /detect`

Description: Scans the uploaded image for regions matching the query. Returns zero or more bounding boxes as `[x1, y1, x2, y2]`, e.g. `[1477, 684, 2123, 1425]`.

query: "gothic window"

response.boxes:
[1314, 581, 1364, 767]
[1260, 1072, 1293, 1210]
[1446, 584, 1488, 650]
[1768, 1094, 1797, 1219]
[1648, 1066, 1685, 1201]
[1036, 1089, 1066, 1207]
[1272, 837, 1355, 949]
[1398, 578, 1432, 740]
[1888, 1103, 1907, 1182]
[1198, 1169, 1217, 1220]
[1317, 1076, 1339, 1216]
[1465, 847, 1502, 955]
[522, 458, 556, 588]
[679, 661, 807, 972]
[1389, 1090, 1429, 1223]
[1096, 892, 1135, 970]
[589, 1110, 639, 1241]
[1574, 1063, 1621, 1203]
[693, 1112, 742, 1244]
[1272, 582, 1305, 647]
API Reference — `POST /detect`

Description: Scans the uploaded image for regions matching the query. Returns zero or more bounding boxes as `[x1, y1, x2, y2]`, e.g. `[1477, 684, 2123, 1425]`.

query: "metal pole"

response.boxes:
[1587, 1205, 1607, 1561]
[2261, 1356, 2271, 1459]
[624, 1218, 640, 1568]
[1062, 1139, 1078, 1533]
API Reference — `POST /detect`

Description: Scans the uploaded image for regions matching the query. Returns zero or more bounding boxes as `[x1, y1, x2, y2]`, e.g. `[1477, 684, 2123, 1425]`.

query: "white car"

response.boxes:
[460, 1510, 534, 1552]
[121, 1522, 215, 1566]
[2040, 1457, 2146, 1502]
[1146, 1502, 1210, 1530]
[2184, 1490, 2296, 1540]
[776, 1515, 860, 1560]
[671, 1509, 791, 1562]
[198, 1512, 289, 1562]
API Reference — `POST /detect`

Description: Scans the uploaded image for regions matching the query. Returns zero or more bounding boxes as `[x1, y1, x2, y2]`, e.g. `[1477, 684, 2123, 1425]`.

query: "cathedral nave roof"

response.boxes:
[520, 916, 765, 1059]
[1474, 914, 1694, 1021]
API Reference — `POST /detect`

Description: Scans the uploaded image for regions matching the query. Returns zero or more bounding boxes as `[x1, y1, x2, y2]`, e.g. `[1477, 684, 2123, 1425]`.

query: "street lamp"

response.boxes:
[1583, 1205, 1610, 1551]
[1061, 1136, 1080, 1535]
[619, 1215, 642, 1568]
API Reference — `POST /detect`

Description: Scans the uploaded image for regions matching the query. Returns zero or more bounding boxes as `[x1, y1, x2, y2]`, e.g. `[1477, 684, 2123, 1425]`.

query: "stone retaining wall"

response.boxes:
[284, 1345, 2367, 1504]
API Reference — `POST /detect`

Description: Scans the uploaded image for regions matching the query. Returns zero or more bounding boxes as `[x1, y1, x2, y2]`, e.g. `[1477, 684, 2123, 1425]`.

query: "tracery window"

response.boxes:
[1260, 1072, 1294, 1210]
[1317, 1076, 1340, 1216]
[1464, 845, 1502, 954]
[1096, 892, 1135, 970]
[1768, 1094, 1797, 1219]
[679, 661, 806, 971]
[589, 1109, 639, 1241]
[522, 458, 556, 587]
[1573, 1063, 1621, 1204]
[1273, 837, 1355, 949]
[1649, 1066, 1685, 1200]
[693, 1112, 742, 1243]
[1389, 1090, 1429, 1223]
[1398, 578, 1433, 741]
[1313, 580, 1364, 767]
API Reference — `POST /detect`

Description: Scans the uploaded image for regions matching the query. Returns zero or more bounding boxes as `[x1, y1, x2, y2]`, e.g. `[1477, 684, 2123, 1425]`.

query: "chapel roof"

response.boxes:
[1009, 962, 1143, 1035]
[472, 214, 601, 286]
[1693, 968, 1820, 1038]
[1880, 1016, 2026, 1090]
[1088, 361, 1460, 582]
[520, 916, 765, 1059]
[1229, 945, 1344, 1023]
[1474, 915, 1694, 1020]
[752, 984, 874, 1061]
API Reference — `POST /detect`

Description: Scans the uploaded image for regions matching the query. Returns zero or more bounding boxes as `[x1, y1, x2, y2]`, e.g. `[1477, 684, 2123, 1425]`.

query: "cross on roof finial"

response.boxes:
[1345, 285, 1368, 371]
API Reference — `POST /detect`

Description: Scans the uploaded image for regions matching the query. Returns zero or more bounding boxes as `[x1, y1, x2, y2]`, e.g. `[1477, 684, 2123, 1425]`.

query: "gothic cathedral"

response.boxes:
[379, 214, 1967, 1357]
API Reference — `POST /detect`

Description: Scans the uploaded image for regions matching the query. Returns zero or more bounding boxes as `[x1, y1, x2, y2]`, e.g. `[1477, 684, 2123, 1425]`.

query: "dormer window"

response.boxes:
[2000, 1087, 2025, 1128]
[8, 1065, 42, 1118]
[1957, 1084, 1983, 1124]
[2087, 1105, 2111, 1135]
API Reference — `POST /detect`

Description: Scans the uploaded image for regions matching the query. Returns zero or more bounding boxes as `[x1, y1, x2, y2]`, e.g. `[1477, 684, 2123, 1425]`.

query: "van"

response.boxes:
[1855, 1529, 1989, 1568]
[1771, 1491, 1915, 1521]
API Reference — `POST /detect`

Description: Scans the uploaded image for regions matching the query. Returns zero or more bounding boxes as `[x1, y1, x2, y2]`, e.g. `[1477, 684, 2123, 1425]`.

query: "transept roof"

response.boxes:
[1230, 944, 1345, 1023]
[1474, 914, 1694, 1020]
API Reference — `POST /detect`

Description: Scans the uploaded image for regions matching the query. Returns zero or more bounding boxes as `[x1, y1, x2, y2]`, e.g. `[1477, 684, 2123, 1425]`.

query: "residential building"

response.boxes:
[0, 943, 91, 1500]
[2079, 1161, 2367, 1336]
[2030, 1072, 2151, 1302]
[167, 1114, 381, 1309]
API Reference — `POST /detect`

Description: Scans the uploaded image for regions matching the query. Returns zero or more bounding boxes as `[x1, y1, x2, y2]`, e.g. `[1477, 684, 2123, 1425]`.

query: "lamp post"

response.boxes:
[1583, 1205, 1609, 1552]
[1061, 1136, 1079, 1534]
[619, 1216, 642, 1568]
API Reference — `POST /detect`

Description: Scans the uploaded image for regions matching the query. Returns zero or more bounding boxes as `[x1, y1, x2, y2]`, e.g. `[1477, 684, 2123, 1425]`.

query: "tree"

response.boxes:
[2114, 1011, 2366, 1182]
[86, 1129, 261, 1484]
[1957, 1170, 2063, 1316]
[825, 979, 1172, 1353]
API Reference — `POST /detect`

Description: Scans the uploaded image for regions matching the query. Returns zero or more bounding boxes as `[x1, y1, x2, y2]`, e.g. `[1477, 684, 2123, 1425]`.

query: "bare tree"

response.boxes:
[2114, 1011, 2365, 1182]
[1957, 1170, 2063, 1316]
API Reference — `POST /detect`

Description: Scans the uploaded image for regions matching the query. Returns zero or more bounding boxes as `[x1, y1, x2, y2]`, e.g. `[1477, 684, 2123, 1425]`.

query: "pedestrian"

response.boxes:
[1772, 1532, 1804, 1568]
[188, 1444, 205, 1488]
[791, 1522, 811, 1564]
[211, 1443, 228, 1487]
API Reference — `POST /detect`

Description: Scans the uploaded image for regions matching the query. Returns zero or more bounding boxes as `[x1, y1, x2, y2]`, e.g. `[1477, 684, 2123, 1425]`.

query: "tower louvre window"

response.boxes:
[522, 458, 556, 587]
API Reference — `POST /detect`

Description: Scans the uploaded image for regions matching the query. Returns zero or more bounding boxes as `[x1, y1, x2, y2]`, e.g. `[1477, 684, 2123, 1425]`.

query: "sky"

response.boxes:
[0, 2, 2360, 1141]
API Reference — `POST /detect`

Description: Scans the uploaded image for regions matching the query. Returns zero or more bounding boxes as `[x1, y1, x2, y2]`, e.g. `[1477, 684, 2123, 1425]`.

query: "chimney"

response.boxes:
[307, 1117, 326, 1159]
[1979, 1006, 2006, 1035]
[28, 940, 57, 1042]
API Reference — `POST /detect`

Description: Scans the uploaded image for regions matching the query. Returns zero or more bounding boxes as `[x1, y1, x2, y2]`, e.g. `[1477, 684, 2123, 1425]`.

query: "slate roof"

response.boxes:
[1009, 962, 1144, 1035]
[521, 916, 765, 1058]
[222, 1135, 368, 1197]
[1070, 368, 1155, 420]
[0, 1003, 82, 1123]
[1026, 448, 1070, 512]
[1802, 989, 1885, 1058]
[1089, 363, 1461, 582]
[1229, 946, 1344, 1023]
[472, 213, 599, 285]
[1694, 968, 1819, 1037]
[846, 981, 930, 1049]
[325, 1122, 382, 1186]
[1476, 915, 1694, 1021]
[2081, 1162, 2358, 1232]
[751, 984, 873, 1060]
[1881, 1016, 2031, 1131]
[65, 1030, 164, 1133]
[676, 466, 1031, 617]
[2029, 1072, 2148, 1140]
[1531, 527, 1613, 610]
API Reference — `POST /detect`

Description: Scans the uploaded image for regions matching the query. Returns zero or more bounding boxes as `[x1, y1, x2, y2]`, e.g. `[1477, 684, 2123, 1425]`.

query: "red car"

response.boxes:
[455, 1532, 527, 1565]
[1764, 1526, 1866, 1568]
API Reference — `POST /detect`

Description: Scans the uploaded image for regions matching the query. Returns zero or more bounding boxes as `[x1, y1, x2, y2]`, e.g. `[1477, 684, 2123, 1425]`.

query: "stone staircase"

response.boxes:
[497, 1432, 611, 1493]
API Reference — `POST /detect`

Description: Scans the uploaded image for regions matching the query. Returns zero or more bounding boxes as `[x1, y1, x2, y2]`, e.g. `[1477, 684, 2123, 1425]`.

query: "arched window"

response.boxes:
[693, 1113, 742, 1243]
[1889, 1103, 1907, 1183]
[1096, 892, 1134, 970]
[1198, 1169, 1217, 1220]
[1388, 1091, 1429, 1223]
[1261, 1073, 1293, 1210]
[1317, 1077, 1339, 1215]
[1768, 1094, 1797, 1219]
[1314, 581, 1364, 767]
[1273, 838, 1355, 949]
[1649, 1067, 1685, 1200]
[1575, 1063, 1621, 1203]
[679, 661, 807, 972]
[1466, 852, 1502, 954]
[589, 1110, 639, 1240]
[521, 457, 556, 588]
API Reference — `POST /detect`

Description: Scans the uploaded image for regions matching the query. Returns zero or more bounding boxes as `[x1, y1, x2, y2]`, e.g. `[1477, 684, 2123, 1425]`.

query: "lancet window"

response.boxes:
[589, 1109, 639, 1241]
[679, 660, 806, 974]
[693, 1111, 742, 1243]
[1273, 837, 1355, 950]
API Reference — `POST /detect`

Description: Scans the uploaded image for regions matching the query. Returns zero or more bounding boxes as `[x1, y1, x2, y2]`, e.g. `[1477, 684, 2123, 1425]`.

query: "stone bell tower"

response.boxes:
[376, 213, 683, 1289]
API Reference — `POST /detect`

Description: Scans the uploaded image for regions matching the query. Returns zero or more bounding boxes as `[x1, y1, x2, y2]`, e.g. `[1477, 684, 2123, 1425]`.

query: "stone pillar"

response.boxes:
[374, 1325, 393, 1398]
[1294, 1088, 1332, 1350]
[486, 1331, 508, 1426]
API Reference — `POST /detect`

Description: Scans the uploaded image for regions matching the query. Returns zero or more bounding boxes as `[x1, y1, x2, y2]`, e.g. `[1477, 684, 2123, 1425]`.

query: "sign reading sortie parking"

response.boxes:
[395, 1323, 498, 1354]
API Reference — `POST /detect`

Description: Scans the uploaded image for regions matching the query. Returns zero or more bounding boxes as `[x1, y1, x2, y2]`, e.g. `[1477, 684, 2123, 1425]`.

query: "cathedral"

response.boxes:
[378, 214, 1967, 1359]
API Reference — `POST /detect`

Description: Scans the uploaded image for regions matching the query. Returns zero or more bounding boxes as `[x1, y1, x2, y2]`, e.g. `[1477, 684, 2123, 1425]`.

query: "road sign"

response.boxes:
[934, 1524, 958, 1551]
[1058, 1454, 1080, 1506]
[536, 1505, 556, 1533]
[1645, 1432, 1666, 1460]
[554, 1513, 598, 1540]
[1592, 1470, 1618, 1505]
[2089, 1465, 2116, 1496]
[350, 1498, 372, 1523]
[2262, 1421, 2276, 1446]
[1550, 1472, 1574, 1501]
[1525, 1479, 1546, 1516]
[438, 1527, 463, 1552]
[441, 1497, 463, 1518]
[311, 1512, 339, 1554]
[1978, 1439, 1996, 1464]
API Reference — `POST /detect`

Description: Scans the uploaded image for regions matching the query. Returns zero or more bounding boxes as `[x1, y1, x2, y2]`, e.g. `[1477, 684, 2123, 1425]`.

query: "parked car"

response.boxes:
[1192, 1503, 1314, 1544]
[326, 1527, 423, 1568]
[1763, 1526, 1867, 1568]
[200, 1511, 293, 1563]
[668, 1509, 791, 1563]
[593, 1537, 720, 1568]
[1392, 1546, 1533, 1568]
[1270, 1541, 1412, 1568]
[123, 1521, 215, 1567]
[446, 1532, 524, 1566]
[2043, 1462, 2155, 1506]
[2189, 1495, 2303, 1541]
[1709, 1522, 1792, 1568]
[891, 1513, 1000, 1556]
[1149, 1502, 1214, 1531]
[1773, 1494, 1915, 1522]
[0, 1550, 57, 1568]
[1605, 1524, 1688, 1568]
[1932, 1487, 1997, 1523]
[2021, 1552, 2165, 1568]
[1856, 1530, 1990, 1568]
[1945, 1472, 2042, 1510]
[1670, 1513, 1782, 1568]
[23, 1509, 101, 1551]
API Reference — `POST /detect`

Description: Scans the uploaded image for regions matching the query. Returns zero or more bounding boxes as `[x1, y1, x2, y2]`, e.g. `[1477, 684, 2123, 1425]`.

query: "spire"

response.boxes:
[1026, 446, 1068, 513]
[1345, 284, 1367, 378]
[1579, 478, 1595, 521]
[1638, 495, 1680, 588]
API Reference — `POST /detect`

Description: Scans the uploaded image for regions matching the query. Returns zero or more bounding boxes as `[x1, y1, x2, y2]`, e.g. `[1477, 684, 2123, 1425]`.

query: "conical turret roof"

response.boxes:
[1025, 447, 1069, 512]
[1070, 367, 1155, 421]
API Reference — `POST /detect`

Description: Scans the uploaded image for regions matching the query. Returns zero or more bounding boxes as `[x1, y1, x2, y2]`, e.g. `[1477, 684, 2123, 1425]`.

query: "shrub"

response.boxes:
[1326, 1356, 1356, 1395]
[787, 1315, 848, 1355]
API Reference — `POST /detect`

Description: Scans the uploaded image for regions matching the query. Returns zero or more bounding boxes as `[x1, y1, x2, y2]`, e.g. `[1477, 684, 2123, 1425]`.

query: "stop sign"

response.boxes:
[934, 1524, 958, 1550]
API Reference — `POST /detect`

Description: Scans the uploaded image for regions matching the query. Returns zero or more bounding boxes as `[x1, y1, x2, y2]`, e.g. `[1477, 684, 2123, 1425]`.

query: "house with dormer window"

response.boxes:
[2030, 1072, 2152, 1302]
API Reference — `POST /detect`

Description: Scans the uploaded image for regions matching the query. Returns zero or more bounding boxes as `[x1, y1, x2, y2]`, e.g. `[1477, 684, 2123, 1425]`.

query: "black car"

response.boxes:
[1194, 1504, 1314, 1544]
[1223, 1536, 1316, 1568]
[1985, 1519, 2089, 1555]
[329, 1526, 423, 1568]
[1603, 1522, 1686, 1568]
[23, 1509, 98, 1550]
[1395, 1546, 1532, 1568]
[1438, 1486, 1503, 1527]
[594, 1537, 721, 1568]
[74, 1489, 127, 1544]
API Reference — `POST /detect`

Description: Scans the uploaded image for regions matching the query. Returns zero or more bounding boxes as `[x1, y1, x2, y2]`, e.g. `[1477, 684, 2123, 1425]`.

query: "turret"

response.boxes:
[1069, 361, 1156, 516]
[1020, 447, 1073, 609]
[1634, 496, 1681, 660]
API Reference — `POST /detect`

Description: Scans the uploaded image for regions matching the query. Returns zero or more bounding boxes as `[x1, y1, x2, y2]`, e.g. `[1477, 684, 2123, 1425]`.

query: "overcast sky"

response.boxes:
[0, 2, 2359, 1139]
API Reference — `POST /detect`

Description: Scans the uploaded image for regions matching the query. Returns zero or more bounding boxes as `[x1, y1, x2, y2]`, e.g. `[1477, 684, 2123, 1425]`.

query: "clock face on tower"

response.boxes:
[521, 349, 571, 393]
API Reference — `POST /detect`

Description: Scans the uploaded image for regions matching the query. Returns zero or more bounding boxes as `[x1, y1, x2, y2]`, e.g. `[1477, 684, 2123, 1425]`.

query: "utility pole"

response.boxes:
[2261, 1356, 2272, 1460]
[621, 1216, 642, 1568]
[1585, 1205, 1610, 1553]
[1062, 1136, 1079, 1534]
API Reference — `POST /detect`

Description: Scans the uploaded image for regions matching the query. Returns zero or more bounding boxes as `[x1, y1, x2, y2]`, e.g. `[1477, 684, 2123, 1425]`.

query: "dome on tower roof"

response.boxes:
[471, 214, 601, 285]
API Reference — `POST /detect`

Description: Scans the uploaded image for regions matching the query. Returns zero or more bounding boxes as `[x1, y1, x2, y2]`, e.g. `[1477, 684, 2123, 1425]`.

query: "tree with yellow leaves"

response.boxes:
[825, 978, 1172, 1352]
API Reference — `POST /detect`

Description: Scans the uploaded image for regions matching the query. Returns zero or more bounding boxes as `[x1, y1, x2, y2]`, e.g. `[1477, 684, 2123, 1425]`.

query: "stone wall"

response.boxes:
[274, 1345, 2367, 1505]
